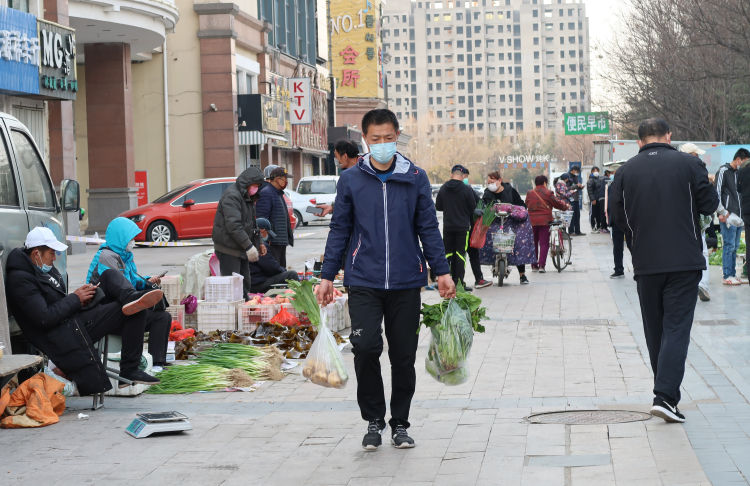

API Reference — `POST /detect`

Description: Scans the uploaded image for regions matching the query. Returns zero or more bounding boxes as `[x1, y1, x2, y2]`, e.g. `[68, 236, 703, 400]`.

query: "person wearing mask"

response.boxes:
[715, 148, 749, 285]
[555, 173, 573, 201]
[86, 217, 171, 368]
[6, 227, 163, 393]
[482, 171, 531, 285]
[609, 118, 718, 423]
[315, 109, 455, 451]
[435, 164, 478, 288]
[212, 167, 266, 299]
[463, 169, 493, 289]
[526, 175, 570, 272]
[566, 167, 586, 236]
[737, 151, 750, 285]
[587, 167, 603, 231]
[248, 218, 300, 293]
[256, 167, 294, 268]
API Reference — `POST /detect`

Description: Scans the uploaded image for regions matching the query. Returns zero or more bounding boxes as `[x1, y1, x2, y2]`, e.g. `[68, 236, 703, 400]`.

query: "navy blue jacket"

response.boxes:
[256, 183, 293, 247]
[249, 251, 286, 289]
[321, 153, 450, 289]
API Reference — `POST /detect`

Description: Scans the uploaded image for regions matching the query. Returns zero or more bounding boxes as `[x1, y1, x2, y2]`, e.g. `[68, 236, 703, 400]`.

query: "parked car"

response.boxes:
[120, 177, 296, 242]
[287, 175, 338, 226]
[0, 112, 80, 345]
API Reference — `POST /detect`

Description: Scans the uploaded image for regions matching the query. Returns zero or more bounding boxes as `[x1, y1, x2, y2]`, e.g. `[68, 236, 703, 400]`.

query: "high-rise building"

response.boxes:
[381, 0, 591, 138]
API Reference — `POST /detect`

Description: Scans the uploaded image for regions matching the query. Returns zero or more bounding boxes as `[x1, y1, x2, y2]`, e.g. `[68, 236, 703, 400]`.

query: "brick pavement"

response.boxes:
[1, 225, 748, 485]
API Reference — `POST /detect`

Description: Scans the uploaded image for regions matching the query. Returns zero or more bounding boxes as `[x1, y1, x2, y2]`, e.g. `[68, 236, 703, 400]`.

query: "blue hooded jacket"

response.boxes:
[321, 152, 449, 289]
[86, 217, 149, 289]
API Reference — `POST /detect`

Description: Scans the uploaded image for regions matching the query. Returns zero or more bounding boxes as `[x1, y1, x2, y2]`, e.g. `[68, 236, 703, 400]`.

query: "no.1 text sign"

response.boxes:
[290, 77, 312, 125]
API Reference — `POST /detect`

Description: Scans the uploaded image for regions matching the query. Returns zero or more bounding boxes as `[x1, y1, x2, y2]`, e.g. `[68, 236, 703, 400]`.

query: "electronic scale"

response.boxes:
[125, 411, 192, 439]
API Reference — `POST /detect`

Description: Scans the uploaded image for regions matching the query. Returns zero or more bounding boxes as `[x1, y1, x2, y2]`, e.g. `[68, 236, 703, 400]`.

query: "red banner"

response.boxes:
[135, 171, 148, 206]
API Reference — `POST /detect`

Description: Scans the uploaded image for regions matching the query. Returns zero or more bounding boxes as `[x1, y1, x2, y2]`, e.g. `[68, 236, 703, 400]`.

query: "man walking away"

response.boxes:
[315, 109, 455, 451]
[256, 167, 294, 268]
[212, 167, 266, 299]
[605, 167, 630, 278]
[737, 152, 750, 285]
[436, 164, 478, 289]
[567, 167, 585, 236]
[598, 171, 610, 233]
[716, 148, 749, 285]
[679, 143, 713, 301]
[609, 118, 718, 423]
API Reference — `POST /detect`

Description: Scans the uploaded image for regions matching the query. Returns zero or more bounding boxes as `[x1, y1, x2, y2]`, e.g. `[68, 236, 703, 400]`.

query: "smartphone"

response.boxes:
[306, 206, 324, 216]
[157, 270, 168, 278]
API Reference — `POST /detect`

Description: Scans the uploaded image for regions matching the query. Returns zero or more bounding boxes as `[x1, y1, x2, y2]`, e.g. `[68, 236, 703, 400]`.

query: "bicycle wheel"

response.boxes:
[551, 242, 563, 272]
[561, 230, 572, 265]
[497, 258, 506, 287]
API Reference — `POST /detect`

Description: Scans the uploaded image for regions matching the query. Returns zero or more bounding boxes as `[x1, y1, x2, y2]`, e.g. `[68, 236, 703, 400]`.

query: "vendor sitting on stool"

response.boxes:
[5, 227, 162, 395]
[86, 217, 171, 368]
[249, 218, 300, 294]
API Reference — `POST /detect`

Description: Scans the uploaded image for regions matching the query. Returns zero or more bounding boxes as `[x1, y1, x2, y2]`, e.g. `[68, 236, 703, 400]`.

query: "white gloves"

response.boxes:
[246, 246, 259, 262]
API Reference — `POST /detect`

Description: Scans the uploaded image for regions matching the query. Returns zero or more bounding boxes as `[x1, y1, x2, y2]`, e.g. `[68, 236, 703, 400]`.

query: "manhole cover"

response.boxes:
[527, 410, 651, 425]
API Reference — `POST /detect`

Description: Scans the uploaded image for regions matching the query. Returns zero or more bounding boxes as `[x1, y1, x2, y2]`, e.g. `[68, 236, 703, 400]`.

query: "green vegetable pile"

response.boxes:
[147, 364, 235, 394]
[420, 284, 487, 386]
[708, 235, 746, 266]
[287, 279, 320, 327]
[475, 201, 496, 228]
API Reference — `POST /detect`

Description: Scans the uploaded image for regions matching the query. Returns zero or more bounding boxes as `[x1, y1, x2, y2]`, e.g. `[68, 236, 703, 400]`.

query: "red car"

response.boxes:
[120, 177, 296, 242]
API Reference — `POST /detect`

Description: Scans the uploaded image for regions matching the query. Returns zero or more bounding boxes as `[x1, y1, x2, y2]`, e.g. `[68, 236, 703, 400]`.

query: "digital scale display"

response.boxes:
[125, 411, 192, 439]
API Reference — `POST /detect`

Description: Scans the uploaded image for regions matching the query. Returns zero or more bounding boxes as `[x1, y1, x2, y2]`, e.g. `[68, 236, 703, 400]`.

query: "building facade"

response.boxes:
[382, 0, 591, 139]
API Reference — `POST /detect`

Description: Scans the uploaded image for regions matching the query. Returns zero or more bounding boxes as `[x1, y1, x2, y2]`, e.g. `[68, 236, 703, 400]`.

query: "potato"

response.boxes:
[327, 371, 342, 388]
[302, 366, 313, 378]
[313, 370, 328, 384]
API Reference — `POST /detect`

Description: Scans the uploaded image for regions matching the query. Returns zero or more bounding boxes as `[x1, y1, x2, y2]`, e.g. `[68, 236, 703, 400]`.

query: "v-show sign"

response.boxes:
[289, 77, 312, 125]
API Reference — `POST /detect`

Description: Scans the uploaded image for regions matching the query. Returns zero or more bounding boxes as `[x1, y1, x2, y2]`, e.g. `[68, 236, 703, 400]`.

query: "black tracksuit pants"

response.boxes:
[443, 230, 469, 286]
[636, 270, 701, 404]
[144, 309, 171, 365]
[611, 226, 632, 274]
[348, 287, 421, 429]
[568, 200, 581, 234]
[467, 247, 484, 282]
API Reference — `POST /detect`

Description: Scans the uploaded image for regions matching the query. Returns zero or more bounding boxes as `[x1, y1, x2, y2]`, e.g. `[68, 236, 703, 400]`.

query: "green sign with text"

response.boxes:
[564, 112, 609, 135]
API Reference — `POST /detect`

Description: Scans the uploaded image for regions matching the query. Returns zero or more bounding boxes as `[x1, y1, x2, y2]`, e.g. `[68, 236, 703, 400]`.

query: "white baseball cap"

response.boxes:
[679, 143, 706, 156]
[25, 227, 68, 252]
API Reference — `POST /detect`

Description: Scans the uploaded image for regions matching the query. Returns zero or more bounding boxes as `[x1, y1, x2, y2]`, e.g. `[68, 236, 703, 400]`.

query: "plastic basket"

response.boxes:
[166, 304, 185, 326]
[204, 274, 244, 302]
[197, 300, 242, 332]
[560, 210, 574, 227]
[160, 275, 183, 305]
[238, 304, 278, 332]
[493, 231, 516, 253]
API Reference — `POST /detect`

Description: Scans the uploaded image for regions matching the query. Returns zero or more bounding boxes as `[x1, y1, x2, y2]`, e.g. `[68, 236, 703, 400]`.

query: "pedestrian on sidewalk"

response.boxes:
[482, 171, 531, 284]
[315, 109, 456, 451]
[525, 175, 570, 272]
[587, 167, 603, 231]
[605, 166, 630, 278]
[566, 167, 586, 236]
[465, 171, 493, 289]
[609, 118, 718, 423]
[679, 143, 713, 301]
[436, 164, 480, 289]
[212, 167, 266, 299]
[737, 153, 750, 284]
[715, 148, 749, 285]
[599, 170, 611, 233]
[256, 167, 294, 268]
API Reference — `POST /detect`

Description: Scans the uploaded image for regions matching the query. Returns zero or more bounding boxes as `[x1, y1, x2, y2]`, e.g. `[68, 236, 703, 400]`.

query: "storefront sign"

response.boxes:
[237, 94, 290, 140]
[135, 171, 148, 206]
[38, 19, 77, 100]
[329, 0, 383, 99]
[289, 77, 312, 125]
[564, 112, 609, 135]
[0, 6, 40, 96]
[292, 88, 328, 153]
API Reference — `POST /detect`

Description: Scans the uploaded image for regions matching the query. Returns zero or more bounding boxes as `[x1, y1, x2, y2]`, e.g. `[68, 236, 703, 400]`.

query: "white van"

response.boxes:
[0, 112, 80, 351]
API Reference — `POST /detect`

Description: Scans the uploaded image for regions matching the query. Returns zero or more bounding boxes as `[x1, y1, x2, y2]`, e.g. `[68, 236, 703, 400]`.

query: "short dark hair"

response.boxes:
[362, 109, 399, 135]
[487, 170, 502, 180]
[334, 140, 359, 158]
[733, 148, 750, 161]
[535, 175, 548, 186]
[569, 166, 580, 173]
[604, 170, 612, 176]
[637, 118, 670, 141]
[591, 166, 600, 173]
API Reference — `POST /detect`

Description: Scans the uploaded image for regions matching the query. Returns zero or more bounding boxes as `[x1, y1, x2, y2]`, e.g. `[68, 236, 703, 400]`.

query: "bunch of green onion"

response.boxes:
[147, 364, 231, 394]
[196, 343, 273, 380]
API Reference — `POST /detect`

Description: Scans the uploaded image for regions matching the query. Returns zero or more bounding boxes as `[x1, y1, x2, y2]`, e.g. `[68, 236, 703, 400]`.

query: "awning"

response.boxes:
[238, 131, 265, 145]
[264, 133, 289, 143]
[300, 147, 330, 157]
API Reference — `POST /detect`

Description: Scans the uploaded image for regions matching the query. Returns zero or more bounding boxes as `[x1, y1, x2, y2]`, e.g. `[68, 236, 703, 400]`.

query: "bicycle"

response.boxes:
[491, 211, 516, 287]
[549, 209, 573, 272]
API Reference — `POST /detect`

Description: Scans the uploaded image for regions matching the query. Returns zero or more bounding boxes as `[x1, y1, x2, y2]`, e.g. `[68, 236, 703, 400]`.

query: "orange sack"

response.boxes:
[0, 373, 66, 428]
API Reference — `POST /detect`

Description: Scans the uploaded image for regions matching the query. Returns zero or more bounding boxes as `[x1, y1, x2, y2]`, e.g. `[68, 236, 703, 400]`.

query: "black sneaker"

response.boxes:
[610, 272, 625, 279]
[520, 275, 529, 285]
[650, 396, 685, 423]
[118, 369, 160, 388]
[391, 424, 415, 449]
[362, 420, 386, 451]
[463, 286, 473, 292]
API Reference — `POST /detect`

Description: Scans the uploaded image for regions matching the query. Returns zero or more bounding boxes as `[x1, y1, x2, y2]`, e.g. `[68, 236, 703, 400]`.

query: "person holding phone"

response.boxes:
[86, 217, 171, 368]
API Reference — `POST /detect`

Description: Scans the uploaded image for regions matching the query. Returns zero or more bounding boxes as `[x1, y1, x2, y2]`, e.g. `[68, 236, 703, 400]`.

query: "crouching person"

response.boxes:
[248, 218, 300, 294]
[5, 227, 163, 394]
[86, 217, 171, 368]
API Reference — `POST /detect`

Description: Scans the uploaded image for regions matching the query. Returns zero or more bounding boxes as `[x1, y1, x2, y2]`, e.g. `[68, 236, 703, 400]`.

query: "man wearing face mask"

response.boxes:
[5, 227, 163, 394]
[213, 166, 267, 299]
[86, 217, 171, 368]
[316, 109, 455, 451]
[256, 167, 294, 268]
[248, 218, 300, 293]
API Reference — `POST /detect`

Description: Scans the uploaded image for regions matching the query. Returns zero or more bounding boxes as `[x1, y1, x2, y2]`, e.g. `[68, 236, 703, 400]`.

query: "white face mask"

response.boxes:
[126, 240, 135, 252]
[487, 183, 498, 192]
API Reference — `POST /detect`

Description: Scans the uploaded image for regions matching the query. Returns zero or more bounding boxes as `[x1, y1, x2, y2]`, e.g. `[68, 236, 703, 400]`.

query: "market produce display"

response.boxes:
[420, 285, 487, 385]
[146, 364, 251, 394]
[196, 343, 284, 381]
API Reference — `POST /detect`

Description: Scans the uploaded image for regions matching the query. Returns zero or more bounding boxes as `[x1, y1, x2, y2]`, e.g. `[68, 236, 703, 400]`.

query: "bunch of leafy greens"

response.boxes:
[481, 202, 497, 227]
[287, 279, 320, 327]
[420, 283, 486, 333]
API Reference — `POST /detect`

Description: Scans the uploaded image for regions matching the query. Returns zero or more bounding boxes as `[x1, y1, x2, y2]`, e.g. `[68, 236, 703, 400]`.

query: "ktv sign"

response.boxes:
[289, 77, 311, 125]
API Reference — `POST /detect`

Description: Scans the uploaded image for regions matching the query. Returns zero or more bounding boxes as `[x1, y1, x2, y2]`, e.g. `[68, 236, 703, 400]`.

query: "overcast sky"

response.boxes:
[583, 0, 628, 110]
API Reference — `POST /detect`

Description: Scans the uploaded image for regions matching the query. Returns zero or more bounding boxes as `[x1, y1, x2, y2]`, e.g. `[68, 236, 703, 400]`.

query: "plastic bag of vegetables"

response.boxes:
[425, 298, 475, 386]
[301, 306, 349, 388]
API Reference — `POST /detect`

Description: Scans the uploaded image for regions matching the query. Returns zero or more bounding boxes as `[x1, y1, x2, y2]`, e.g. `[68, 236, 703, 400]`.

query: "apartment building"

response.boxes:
[382, 0, 591, 138]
